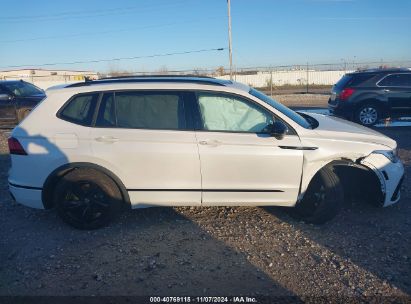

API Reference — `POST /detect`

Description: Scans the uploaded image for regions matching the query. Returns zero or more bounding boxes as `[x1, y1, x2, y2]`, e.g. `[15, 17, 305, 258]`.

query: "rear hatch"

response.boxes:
[329, 72, 378, 105]
[329, 74, 353, 105]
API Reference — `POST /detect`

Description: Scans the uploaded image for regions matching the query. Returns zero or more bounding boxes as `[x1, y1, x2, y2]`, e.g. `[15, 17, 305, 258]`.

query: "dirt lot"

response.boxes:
[272, 94, 329, 108]
[0, 125, 410, 300]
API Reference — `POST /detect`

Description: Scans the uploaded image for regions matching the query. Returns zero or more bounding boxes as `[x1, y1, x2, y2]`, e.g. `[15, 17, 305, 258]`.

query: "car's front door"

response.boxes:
[194, 91, 304, 206]
[91, 91, 202, 207]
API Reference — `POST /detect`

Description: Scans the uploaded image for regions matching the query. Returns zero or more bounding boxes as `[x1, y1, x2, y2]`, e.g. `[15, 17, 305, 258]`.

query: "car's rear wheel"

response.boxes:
[54, 168, 123, 229]
[356, 104, 380, 126]
[289, 167, 343, 224]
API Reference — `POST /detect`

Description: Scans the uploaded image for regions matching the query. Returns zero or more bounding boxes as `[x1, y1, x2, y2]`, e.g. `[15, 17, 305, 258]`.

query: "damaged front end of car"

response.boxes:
[358, 150, 404, 206]
[298, 147, 404, 208]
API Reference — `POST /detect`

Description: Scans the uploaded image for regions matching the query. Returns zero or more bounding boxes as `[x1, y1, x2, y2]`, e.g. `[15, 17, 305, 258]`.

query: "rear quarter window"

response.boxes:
[58, 93, 99, 126]
[335, 75, 352, 88]
[335, 74, 377, 88]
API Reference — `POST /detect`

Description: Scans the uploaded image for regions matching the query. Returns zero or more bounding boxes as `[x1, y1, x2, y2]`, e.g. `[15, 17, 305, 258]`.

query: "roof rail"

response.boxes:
[355, 67, 410, 73]
[65, 76, 231, 88]
[99, 74, 215, 80]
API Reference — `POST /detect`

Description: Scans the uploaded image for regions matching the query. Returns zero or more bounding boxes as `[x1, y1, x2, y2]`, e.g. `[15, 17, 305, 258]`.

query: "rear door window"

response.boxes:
[378, 74, 411, 87]
[96, 91, 187, 130]
[335, 74, 376, 88]
[59, 93, 99, 126]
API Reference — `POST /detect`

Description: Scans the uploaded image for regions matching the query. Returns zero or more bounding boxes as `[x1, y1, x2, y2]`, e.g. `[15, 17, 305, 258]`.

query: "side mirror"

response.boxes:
[0, 94, 12, 101]
[266, 121, 288, 140]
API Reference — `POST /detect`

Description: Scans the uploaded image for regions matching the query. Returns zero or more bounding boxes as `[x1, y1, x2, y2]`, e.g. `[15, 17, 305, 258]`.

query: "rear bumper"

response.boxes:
[328, 102, 354, 120]
[8, 182, 44, 209]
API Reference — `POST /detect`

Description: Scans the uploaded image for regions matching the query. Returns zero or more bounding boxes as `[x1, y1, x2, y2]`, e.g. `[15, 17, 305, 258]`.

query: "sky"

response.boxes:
[0, 0, 410, 73]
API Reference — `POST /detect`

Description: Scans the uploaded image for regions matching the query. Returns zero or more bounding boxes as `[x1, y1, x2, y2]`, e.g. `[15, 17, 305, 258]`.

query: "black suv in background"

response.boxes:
[0, 80, 46, 126]
[328, 68, 411, 125]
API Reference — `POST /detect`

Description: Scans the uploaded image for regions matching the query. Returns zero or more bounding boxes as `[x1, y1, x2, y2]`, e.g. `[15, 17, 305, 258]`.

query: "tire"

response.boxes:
[54, 168, 123, 230]
[355, 104, 381, 126]
[17, 108, 31, 123]
[290, 167, 343, 224]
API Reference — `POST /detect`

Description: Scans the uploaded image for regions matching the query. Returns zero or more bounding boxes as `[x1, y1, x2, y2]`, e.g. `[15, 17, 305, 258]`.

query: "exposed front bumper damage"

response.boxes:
[360, 153, 404, 207]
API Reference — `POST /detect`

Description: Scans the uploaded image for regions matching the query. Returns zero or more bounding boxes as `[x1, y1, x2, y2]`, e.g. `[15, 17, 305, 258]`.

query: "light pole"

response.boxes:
[227, 0, 233, 80]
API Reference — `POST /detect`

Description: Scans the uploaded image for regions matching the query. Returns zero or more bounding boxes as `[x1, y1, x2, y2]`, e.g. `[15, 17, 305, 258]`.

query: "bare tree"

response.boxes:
[216, 66, 225, 76]
[157, 65, 169, 75]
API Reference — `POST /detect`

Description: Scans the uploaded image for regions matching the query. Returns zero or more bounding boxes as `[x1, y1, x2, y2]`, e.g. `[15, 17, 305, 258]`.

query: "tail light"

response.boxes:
[339, 88, 355, 101]
[8, 137, 27, 155]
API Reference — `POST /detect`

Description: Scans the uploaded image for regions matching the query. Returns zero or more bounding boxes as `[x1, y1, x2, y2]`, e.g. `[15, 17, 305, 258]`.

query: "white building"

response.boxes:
[0, 69, 98, 90]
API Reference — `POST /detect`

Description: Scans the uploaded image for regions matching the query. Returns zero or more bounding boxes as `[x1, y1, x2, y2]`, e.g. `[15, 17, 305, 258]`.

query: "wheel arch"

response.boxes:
[300, 158, 385, 207]
[42, 162, 131, 209]
[354, 94, 389, 115]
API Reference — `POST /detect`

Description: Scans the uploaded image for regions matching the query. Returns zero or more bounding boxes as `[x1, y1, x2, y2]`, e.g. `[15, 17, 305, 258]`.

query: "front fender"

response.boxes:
[360, 153, 404, 206]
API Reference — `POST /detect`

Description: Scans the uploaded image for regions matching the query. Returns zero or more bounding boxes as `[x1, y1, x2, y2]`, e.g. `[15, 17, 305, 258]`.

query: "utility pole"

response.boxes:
[341, 58, 347, 73]
[227, 0, 233, 81]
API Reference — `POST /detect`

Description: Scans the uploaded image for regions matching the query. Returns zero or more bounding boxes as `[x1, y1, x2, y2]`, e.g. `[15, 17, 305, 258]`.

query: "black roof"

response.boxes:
[0, 79, 27, 83]
[66, 75, 232, 88]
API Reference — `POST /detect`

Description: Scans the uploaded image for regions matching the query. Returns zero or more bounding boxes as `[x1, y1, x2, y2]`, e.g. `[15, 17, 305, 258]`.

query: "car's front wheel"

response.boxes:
[54, 168, 123, 229]
[356, 104, 381, 126]
[289, 167, 343, 224]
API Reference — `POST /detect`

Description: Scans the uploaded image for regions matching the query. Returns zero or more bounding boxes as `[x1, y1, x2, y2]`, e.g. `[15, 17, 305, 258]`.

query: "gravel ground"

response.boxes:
[0, 126, 410, 300]
[272, 94, 329, 108]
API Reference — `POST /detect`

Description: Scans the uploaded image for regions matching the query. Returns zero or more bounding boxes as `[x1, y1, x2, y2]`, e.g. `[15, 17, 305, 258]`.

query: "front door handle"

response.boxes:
[95, 136, 120, 143]
[199, 139, 221, 147]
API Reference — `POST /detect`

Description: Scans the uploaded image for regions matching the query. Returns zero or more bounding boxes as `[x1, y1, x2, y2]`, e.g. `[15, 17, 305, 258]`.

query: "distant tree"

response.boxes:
[157, 65, 169, 75]
[216, 66, 225, 76]
[107, 69, 133, 77]
[193, 68, 207, 76]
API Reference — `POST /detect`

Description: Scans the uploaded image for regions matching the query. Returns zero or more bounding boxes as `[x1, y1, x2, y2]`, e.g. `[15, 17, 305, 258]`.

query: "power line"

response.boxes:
[0, 48, 226, 69]
[0, 1, 189, 23]
[0, 17, 223, 44]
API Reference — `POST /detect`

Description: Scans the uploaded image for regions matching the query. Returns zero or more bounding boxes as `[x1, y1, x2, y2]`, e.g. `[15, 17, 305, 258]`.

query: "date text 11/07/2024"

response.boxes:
[149, 296, 258, 303]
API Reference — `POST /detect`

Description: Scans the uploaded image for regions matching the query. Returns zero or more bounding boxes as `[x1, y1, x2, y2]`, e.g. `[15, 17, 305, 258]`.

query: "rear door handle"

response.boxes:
[199, 139, 221, 147]
[95, 136, 120, 143]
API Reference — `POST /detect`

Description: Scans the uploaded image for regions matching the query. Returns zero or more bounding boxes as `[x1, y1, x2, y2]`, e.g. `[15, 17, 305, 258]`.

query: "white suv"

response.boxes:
[8, 76, 404, 229]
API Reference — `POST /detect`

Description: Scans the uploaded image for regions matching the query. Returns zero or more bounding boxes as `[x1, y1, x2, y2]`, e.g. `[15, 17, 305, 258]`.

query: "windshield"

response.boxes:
[2, 81, 44, 97]
[249, 88, 312, 129]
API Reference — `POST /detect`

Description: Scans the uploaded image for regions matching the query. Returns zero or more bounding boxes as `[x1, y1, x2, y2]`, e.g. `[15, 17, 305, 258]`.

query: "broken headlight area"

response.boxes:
[372, 149, 399, 163]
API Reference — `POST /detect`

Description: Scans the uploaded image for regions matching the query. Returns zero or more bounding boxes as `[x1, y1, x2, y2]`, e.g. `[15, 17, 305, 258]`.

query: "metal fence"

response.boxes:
[1, 60, 410, 92]
[0, 73, 97, 90]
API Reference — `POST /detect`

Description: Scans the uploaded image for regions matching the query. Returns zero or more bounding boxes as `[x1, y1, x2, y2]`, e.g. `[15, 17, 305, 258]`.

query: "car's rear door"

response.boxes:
[378, 73, 411, 116]
[91, 90, 202, 207]
[193, 91, 304, 206]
